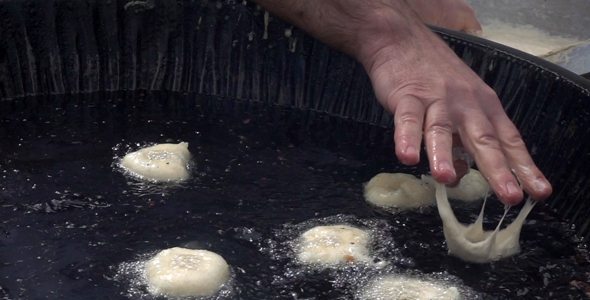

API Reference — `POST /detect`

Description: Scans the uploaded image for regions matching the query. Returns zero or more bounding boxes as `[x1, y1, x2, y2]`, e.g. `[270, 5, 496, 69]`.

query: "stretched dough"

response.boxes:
[120, 142, 191, 182]
[296, 225, 377, 266]
[422, 169, 489, 201]
[360, 275, 461, 300]
[434, 182, 536, 263]
[145, 247, 229, 297]
[364, 173, 435, 208]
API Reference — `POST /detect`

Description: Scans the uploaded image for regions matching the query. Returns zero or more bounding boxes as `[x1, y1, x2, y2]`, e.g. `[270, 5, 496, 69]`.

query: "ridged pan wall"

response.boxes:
[1, 0, 590, 240]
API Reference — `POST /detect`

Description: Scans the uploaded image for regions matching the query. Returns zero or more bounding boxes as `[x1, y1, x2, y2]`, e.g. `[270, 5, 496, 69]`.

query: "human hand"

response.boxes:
[405, 0, 482, 35]
[253, 0, 553, 205]
[356, 14, 552, 205]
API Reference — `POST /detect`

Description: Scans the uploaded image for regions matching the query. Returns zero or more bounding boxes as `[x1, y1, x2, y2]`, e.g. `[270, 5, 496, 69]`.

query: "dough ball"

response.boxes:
[145, 247, 229, 297]
[360, 276, 461, 300]
[120, 142, 191, 182]
[296, 225, 373, 265]
[364, 173, 435, 208]
[422, 169, 489, 201]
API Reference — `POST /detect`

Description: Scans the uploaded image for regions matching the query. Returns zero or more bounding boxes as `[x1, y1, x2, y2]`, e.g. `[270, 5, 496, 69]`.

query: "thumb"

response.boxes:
[462, 14, 483, 36]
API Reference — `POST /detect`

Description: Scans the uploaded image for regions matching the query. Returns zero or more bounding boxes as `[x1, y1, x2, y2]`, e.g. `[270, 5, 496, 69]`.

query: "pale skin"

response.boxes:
[253, 0, 553, 205]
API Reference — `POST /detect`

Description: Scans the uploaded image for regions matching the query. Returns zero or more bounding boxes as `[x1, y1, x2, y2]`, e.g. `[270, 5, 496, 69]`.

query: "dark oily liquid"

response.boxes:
[0, 92, 587, 300]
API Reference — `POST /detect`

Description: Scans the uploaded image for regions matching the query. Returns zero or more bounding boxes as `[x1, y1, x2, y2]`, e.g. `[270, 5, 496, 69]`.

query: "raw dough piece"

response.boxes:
[120, 142, 191, 182]
[422, 169, 489, 201]
[360, 275, 461, 300]
[364, 173, 435, 208]
[434, 182, 536, 263]
[145, 247, 229, 297]
[296, 225, 375, 265]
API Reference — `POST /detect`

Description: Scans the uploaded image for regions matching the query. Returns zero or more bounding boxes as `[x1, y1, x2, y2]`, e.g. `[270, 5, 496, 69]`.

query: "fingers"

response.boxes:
[447, 137, 470, 187]
[393, 94, 462, 187]
[448, 158, 469, 187]
[394, 96, 425, 165]
[422, 93, 551, 205]
[423, 101, 456, 184]
[457, 108, 524, 205]
[391, 86, 549, 205]
[489, 112, 553, 201]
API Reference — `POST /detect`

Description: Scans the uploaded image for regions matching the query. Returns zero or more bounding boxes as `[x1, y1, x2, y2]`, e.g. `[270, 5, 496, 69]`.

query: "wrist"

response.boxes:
[355, 18, 438, 82]
[342, 3, 434, 75]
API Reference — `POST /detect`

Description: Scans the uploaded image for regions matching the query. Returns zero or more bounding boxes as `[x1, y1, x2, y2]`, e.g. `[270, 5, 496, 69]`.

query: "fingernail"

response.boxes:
[535, 178, 550, 192]
[438, 161, 456, 183]
[506, 181, 521, 196]
[406, 145, 416, 156]
[439, 160, 453, 171]
[467, 29, 483, 36]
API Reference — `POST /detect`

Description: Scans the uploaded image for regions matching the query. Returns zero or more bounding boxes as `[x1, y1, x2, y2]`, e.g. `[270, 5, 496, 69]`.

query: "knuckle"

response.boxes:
[446, 79, 472, 92]
[501, 131, 526, 149]
[473, 131, 502, 150]
[427, 120, 453, 136]
[397, 77, 446, 97]
[396, 111, 422, 127]
[481, 86, 499, 101]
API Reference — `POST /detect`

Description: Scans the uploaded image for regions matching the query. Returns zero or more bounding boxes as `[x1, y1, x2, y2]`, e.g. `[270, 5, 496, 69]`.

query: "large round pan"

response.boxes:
[1, 1, 590, 299]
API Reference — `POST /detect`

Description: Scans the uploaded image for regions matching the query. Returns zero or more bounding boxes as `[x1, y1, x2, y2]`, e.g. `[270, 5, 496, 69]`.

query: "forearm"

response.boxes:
[251, 0, 430, 64]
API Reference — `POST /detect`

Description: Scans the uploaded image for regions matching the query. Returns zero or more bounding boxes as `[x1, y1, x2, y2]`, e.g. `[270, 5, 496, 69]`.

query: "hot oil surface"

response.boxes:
[0, 92, 587, 299]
